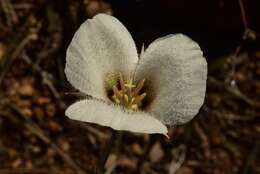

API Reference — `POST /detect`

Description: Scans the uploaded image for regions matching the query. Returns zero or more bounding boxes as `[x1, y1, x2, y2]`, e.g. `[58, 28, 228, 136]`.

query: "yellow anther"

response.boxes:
[115, 98, 121, 104]
[125, 78, 136, 88]
[112, 95, 121, 104]
[124, 83, 136, 88]
[131, 104, 138, 111]
[130, 97, 135, 104]
[108, 73, 146, 112]
[124, 94, 129, 103]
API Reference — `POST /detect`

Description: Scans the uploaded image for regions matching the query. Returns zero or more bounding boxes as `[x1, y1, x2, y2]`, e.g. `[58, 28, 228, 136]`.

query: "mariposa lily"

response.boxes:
[65, 14, 207, 136]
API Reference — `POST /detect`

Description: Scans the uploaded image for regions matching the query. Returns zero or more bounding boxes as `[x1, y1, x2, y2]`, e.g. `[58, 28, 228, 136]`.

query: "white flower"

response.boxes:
[65, 14, 207, 136]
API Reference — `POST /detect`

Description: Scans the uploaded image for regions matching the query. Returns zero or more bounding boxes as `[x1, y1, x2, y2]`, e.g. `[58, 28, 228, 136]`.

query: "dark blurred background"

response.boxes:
[110, 0, 260, 58]
[0, 0, 260, 174]
[112, 0, 259, 58]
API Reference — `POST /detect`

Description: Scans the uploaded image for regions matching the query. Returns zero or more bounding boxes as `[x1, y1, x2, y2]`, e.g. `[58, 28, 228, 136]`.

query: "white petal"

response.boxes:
[135, 34, 207, 125]
[65, 99, 168, 136]
[65, 14, 138, 100]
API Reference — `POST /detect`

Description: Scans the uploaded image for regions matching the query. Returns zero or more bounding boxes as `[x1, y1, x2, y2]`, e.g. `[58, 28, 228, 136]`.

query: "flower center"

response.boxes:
[108, 73, 146, 111]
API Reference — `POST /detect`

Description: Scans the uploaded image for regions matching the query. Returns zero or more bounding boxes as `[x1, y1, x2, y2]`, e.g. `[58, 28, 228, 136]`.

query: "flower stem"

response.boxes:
[99, 131, 123, 173]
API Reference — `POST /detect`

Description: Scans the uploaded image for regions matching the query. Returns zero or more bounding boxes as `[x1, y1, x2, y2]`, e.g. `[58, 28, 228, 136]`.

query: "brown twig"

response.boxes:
[226, 84, 260, 107]
[21, 52, 66, 109]
[242, 142, 260, 174]
[8, 102, 86, 174]
[0, 168, 50, 174]
[68, 119, 110, 140]
[12, 3, 33, 10]
[193, 122, 210, 159]
[209, 76, 260, 108]
[225, 0, 250, 84]
[238, 0, 248, 28]
[81, 124, 110, 140]
[224, 113, 258, 121]
[0, 33, 37, 85]
[0, 0, 18, 27]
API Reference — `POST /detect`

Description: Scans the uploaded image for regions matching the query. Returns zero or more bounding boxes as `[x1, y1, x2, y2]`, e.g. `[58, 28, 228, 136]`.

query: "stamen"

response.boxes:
[119, 73, 126, 92]
[131, 104, 138, 111]
[132, 79, 145, 96]
[125, 78, 135, 88]
[108, 73, 147, 111]
[134, 93, 147, 105]
[112, 85, 122, 98]
[130, 97, 135, 104]
[112, 95, 121, 104]
[124, 83, 136, 88]
[124, 94, 129, 103]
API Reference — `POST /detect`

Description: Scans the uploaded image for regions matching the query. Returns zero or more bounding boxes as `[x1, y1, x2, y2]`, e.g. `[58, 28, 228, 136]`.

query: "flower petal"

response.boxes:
[65, 99, 168, 136]
[135, 34, 207, 125]
[65, 14, 138, 100]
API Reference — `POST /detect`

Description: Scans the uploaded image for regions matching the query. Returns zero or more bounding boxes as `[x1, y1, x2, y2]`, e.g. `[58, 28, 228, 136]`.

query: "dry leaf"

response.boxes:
[176, 166, 193, 174]
[149, 142, 164, 163]
[12, 158, 22, 168]
[131, 143, 144, 155]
